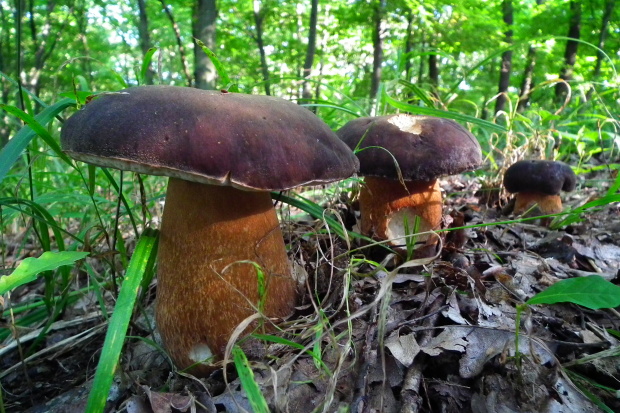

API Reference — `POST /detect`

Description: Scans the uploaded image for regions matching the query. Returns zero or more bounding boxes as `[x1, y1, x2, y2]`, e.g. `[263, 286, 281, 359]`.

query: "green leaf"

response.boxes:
[140, 47, 158, 85]
[383, 90, 507, 133]
[232, 346, 270, 413]
[526, 275, 620, 310]
[0, 98, 76, 184]
[194, 38, 239, 92]
[0, 251, 89, 295]
[85, 229, 159, 413]
[0, 103, 74, 165]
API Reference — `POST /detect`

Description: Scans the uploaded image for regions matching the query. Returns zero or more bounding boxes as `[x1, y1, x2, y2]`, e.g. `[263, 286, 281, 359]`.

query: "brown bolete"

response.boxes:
[503, 159, 576, 215]
[337, 114, 481, 252]
[61, 85, 358, 375]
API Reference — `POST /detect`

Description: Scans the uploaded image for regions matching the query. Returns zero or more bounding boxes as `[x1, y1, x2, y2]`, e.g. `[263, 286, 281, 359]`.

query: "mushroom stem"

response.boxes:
[155, 178, 296, 375]
[358, 177, 443, 248]
[513, 192, 563, 215]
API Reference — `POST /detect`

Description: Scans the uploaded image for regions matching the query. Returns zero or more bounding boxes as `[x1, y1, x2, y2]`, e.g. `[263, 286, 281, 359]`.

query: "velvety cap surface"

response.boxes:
[61, 86, 358, 191]
[504, 160, 576, 195]
[337, 114, 482, 181]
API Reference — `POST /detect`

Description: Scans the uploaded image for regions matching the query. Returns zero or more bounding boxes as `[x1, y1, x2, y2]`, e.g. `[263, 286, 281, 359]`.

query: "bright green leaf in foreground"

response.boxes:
[526, 275, 620, 310]
[85, 228, 159, 413]
[0, 251, 89, 295]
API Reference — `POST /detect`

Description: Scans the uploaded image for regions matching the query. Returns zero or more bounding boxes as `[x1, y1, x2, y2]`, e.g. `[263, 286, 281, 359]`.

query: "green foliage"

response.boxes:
[85, 228, 159, 413]
[232, 346, 270, 413]
[1, 0, 619, 410]
[525, 275, 620, 309]
[0, 251, 89, 295]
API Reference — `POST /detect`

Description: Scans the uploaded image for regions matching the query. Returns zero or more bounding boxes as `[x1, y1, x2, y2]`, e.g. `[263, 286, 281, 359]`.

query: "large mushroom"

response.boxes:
[61, 85, 358, 375]
[337, 114, 481, 252]
[503, 159, 576, 215]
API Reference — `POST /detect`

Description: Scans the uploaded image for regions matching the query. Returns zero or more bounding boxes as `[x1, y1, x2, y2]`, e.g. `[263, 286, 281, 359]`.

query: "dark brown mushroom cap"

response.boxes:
[337, 114, 482, 181]
[504, 160, 576, 195]
[61, 86, 359, 191]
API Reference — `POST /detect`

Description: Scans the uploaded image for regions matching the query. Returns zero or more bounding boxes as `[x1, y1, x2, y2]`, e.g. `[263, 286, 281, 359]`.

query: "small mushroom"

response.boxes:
[337, 114, 481, 252]
[503, 159, 576, 215]
[61, 86, 358, 375]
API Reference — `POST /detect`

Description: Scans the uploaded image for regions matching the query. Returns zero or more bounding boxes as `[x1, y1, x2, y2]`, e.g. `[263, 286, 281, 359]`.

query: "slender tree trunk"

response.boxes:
[586, 0, 614, 100]
[252, 0, 271, 96]
[0, 2, 7, 146]
[369, 0, 385, 109]
[403, 10, 414, 81]
[193, 0, 217, 90]
[555, 0, 581, 102]
[517, 0, 544, 112]
[27, 0, 67, 98]
[517, 45, 537, 112]
[301, 0, 318, 104]
[495, 0, 513, 114]
[137, 0, 154, 85]
[159, 0, 193, 87]
[428, 50, 439, 98]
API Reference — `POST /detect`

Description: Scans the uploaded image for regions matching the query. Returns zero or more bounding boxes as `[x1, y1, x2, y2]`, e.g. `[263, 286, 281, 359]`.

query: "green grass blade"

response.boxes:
[398, 79, 435, 108]
[0, 251, 89, 295]
[232, 345, 270, 413]
[0, 103, 73, 165]
[85, 228, 159, 413]
[194, 38, 239, 92]
[382, 90, 506, 132]
[552, 194, 620, 228]
[0, 98, 76, 184]
[273, 192, 347, 239]
[139, 47, 158, 85]
[526, 275, 620, 309]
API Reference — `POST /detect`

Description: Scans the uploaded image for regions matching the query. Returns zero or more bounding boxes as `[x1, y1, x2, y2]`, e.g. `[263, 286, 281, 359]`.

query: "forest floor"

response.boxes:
[2, 170, 620, 413]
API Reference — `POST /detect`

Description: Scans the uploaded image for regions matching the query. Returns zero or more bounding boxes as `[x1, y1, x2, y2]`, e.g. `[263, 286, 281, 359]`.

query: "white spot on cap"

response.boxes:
[387, 114, 423, 135]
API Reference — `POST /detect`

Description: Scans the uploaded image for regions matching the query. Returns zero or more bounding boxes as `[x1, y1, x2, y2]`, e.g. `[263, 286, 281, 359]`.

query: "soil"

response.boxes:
[1, 174, 619, 413]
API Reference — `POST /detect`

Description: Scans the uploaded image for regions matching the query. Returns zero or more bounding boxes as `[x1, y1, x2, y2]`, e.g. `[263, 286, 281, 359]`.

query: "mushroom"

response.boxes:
[337, 114, 481, 252]
[61, 85, 359, 375]
[503, 159, 576, 215]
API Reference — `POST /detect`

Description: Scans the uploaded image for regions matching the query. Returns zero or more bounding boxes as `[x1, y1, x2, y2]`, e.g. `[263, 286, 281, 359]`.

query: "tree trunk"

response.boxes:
[403, 9, 414, 81]
[159, 0, 193, 87]
[586, 0, 614, 100]
[495, 0, 513, 114]
[193, 0, 217, 90]
[369, 0, 385, 109]
[517, 45, 537, 112]
[253, 0, 271, 96]
[555, 0, 581, 102]
[137, 0, 154, 85]
[301, 0, 318, 104]
[517, 0, 544, 112]
[428, 51, 439, 98]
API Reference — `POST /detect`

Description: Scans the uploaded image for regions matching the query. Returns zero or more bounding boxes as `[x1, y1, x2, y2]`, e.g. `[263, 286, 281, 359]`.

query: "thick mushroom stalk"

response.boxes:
[156, 179, 295, 375]
[359, 177, 442, 247]
[60, 86, 359, 376]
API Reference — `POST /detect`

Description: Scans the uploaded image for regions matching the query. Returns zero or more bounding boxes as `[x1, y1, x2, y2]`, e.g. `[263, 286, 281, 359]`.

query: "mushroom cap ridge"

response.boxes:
[504, 160, 576, 195]
[337, 114, 482, 182]
[61, 86, 359, 191]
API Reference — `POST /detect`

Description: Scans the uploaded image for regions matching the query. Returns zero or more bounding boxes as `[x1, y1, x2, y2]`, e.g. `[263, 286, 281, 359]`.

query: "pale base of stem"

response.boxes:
[155, 178, 296, 376]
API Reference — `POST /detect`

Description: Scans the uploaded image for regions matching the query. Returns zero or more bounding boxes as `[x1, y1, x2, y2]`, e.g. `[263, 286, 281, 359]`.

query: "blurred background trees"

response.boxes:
[1, 0, 618, 158]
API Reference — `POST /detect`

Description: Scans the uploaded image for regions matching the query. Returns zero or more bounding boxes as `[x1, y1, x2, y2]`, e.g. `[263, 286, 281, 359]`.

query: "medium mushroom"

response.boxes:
[337, 114, 482, 251]
[503, 159, 576, 215]
[61, 85, 358, 375]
